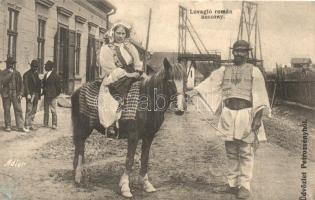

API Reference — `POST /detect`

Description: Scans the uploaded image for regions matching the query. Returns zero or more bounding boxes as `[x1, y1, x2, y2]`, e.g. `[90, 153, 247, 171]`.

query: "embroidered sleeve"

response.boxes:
[252, 67, 271, 117]
[99, 44, 127, 85]
[195, 66, 225, 115]
[99, 45, 118, 75]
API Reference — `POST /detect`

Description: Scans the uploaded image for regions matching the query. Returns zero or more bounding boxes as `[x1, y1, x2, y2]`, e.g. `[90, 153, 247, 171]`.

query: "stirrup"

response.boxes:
[104, 125, 119, 139]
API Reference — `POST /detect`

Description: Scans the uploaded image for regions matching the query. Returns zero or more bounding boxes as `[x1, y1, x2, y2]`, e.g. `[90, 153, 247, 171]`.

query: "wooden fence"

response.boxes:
[266, 67, 315, 108]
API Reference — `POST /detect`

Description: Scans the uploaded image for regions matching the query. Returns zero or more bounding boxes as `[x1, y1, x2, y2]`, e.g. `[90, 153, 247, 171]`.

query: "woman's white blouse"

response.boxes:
[98, 42, 143, 84]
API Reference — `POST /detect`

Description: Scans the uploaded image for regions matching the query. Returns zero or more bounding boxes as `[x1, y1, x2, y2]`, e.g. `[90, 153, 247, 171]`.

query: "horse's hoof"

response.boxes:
[74, 177, 81, 184]
[143, 182, 157, 193]
[139, 174, 157, 193]
[74, 171, 82, 184]
[119, 177, 132, 198]
[121, 190, 133, 198]
[120, 183, 133, 198]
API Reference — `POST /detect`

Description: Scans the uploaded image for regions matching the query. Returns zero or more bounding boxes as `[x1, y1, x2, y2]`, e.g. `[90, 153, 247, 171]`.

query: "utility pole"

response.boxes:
[178, 6, 188, 67]
[178, 6, 221, 77]
[237, 1, 265, 75]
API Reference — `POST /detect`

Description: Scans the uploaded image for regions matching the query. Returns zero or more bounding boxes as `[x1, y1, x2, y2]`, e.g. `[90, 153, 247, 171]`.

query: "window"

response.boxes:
[37, 19, 46, 73]
[7, 8, 19, 60]
[75, 32, 81, 75]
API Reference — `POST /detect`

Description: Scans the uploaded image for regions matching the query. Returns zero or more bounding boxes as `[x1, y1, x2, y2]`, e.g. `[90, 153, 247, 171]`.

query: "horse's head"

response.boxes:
[163, 58, 186, 115]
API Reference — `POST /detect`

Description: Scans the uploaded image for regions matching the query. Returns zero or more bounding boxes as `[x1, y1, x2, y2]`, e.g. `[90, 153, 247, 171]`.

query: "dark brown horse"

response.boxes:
[71, 58, 186, 198]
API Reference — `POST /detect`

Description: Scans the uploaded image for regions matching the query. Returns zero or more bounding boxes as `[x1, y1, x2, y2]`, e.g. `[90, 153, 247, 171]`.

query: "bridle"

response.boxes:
[166, 79, 185, 96]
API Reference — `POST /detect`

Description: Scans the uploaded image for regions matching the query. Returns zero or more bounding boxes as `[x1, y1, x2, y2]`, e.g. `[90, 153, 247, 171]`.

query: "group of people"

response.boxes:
[0, 58, 61, 133]
[99, 21, 270, 199]
[98, 21, 271, 199]
[0, 18, 270, 199]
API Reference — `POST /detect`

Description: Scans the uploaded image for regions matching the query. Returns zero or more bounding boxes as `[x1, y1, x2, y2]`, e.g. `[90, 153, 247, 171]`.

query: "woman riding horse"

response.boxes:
[98, 21, 145, 131]
[72, 58, 186, 198]
[72, 21, 186, 198]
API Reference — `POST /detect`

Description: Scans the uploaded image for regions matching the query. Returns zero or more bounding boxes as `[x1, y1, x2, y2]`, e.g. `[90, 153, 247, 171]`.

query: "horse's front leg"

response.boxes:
[119, 120, 139, 198]
[139, 134, 156, 193]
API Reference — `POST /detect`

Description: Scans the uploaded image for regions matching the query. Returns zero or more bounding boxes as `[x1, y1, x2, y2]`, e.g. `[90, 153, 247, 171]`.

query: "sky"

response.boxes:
[109, 0, 315, 71]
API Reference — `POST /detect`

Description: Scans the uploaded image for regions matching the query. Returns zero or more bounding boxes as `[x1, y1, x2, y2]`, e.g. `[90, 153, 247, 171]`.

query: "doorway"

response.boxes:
[86, 34, 96, 82]
[54, 24, 75, 94]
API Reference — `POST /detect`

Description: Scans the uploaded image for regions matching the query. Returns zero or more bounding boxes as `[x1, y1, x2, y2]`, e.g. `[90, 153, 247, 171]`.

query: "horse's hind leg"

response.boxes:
[139, 134, 156, 193]
[74, 136, 86, 184]
[73, 126, 90, 184]
[119, 120, 139, 198]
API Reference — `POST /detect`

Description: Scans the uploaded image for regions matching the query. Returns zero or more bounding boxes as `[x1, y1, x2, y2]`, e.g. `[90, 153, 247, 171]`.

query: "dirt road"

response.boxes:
[0, 100, 314, 200]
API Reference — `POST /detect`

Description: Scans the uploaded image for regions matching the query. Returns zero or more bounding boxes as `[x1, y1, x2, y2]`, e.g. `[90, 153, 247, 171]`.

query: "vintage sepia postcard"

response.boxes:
[0, 0, 314, 199]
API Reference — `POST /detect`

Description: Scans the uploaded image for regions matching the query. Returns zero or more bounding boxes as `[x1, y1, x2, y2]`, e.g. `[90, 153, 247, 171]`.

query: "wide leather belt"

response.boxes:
[224, 98, 252, 110]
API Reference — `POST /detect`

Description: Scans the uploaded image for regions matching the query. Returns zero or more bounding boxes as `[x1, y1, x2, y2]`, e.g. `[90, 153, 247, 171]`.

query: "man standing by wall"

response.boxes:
[189, 40, 270, 199]
[23, 59, 41, 131]
[42, 61, 61, 129]
[0, 57, 28, 132]
[0, 66, 13, 84]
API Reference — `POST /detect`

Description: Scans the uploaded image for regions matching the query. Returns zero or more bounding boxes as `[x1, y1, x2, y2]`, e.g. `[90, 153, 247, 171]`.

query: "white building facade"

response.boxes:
[0, 0, 116, 94]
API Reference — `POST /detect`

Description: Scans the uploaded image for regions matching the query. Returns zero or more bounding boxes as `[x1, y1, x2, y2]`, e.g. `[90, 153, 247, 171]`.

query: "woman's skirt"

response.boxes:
[109, 76, 137, 102]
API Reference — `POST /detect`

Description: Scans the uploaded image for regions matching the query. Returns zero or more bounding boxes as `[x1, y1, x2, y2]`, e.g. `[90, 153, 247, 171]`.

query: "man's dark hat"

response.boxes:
[5, 56, 16, 65]
[230, 40, 252, 50]
[44, 60, 54, 68]
[30, 59, 39, 67]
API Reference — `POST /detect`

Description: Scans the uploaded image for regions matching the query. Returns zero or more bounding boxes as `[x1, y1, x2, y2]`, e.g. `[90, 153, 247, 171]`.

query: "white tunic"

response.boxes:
[195, 66, 271, 143]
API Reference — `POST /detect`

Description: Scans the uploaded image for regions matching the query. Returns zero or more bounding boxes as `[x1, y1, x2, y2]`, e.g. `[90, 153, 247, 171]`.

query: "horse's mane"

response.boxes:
[144, 63, 186, 87]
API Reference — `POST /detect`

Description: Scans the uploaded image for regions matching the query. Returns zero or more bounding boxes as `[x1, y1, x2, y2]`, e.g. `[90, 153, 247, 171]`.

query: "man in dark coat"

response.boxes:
[0, 57, 28, 132]
[42, 60, 61, 129]
[0, 68, 13, 84]
[23, 59, 41, 131]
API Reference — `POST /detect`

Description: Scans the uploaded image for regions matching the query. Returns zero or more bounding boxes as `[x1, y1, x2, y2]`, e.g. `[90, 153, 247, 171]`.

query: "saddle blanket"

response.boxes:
[121, 81, 141, 120]
[79, 80, 141, 125]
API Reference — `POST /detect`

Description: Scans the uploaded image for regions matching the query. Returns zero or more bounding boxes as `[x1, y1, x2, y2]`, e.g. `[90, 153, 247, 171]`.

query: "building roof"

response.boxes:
[87, 0, 116, 13]
[178, 53, 221, 62]
[147, 52, 219, 78]
[148, 52, 178, 72]
[291, 58, 312, 64]
[193, 61, 218, 78]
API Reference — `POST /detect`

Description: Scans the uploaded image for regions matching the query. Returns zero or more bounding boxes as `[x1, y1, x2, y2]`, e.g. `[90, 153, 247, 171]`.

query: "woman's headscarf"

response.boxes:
[105, 21, 132, 44]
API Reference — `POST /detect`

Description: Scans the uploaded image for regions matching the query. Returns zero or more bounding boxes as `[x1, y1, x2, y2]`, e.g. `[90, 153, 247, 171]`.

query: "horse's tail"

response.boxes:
[71, 88, 81, 143]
